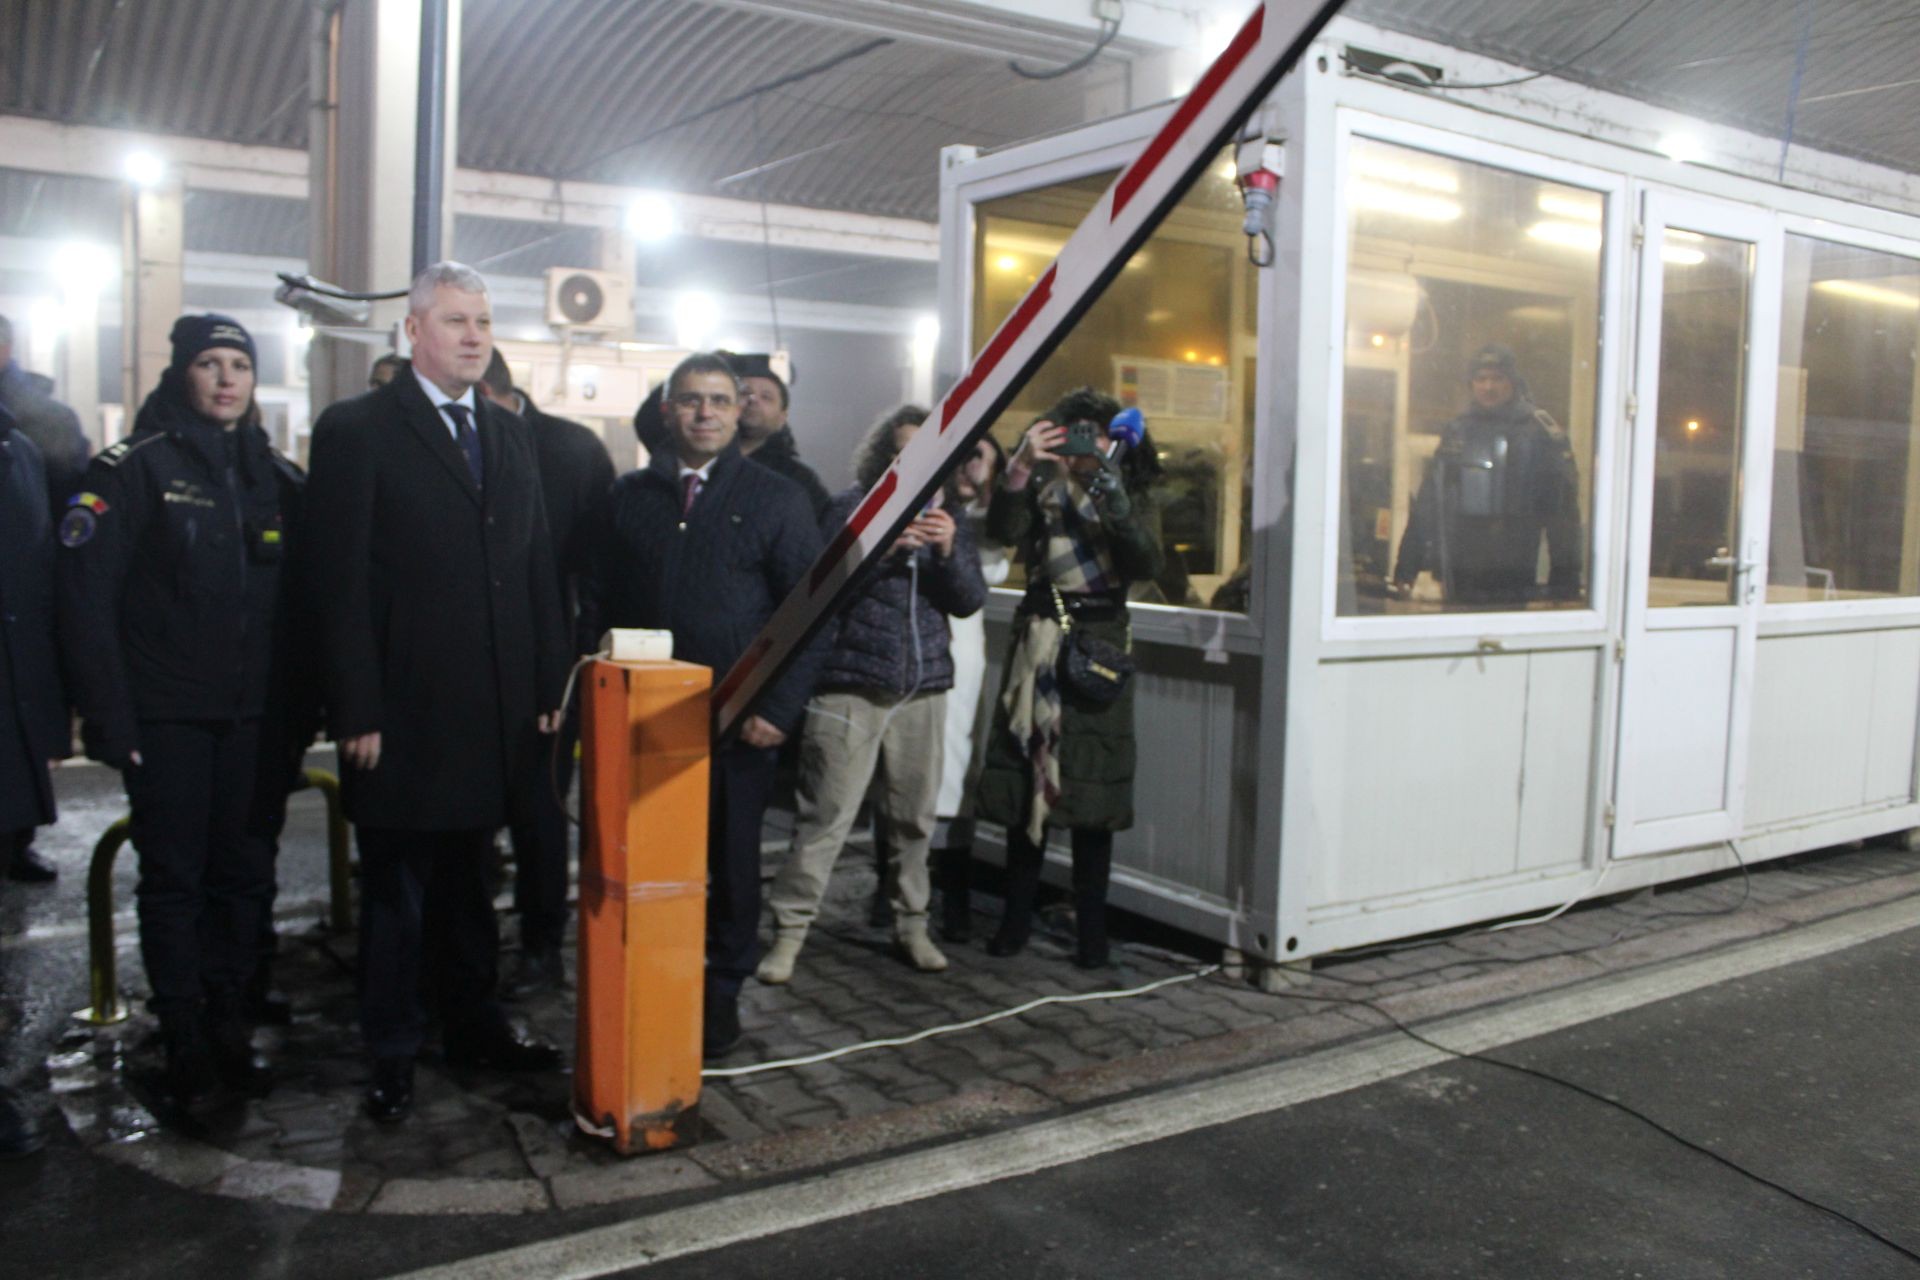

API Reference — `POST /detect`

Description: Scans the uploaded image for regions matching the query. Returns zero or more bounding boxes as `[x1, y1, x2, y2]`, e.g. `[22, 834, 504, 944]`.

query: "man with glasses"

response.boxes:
[582, 352, 824, 1058]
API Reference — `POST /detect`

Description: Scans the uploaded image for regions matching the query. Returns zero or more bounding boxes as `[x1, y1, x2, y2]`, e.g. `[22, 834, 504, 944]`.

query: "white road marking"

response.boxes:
[386, 892, 1920, 1280]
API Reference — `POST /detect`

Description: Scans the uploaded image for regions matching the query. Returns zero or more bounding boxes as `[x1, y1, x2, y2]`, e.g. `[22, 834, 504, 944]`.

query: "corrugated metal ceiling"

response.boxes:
[5, 1, 1920, 225]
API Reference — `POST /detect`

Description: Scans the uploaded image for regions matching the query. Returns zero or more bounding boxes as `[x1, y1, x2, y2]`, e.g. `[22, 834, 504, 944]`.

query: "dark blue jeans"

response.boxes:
[707, 741, 777, 999]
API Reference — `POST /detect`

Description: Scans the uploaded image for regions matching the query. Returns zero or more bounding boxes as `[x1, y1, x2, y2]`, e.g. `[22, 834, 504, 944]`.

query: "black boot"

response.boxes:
[938, 844, 974, 943]
[1070, 830, 1114, 970]
[207, 990, 273, 1097]
[988, 828, 1043, 957]
[158, 1006, 217, 1105]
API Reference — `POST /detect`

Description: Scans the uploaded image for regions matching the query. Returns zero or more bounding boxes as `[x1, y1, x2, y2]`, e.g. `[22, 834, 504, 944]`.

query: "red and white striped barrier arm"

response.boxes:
[715, 0, 1347, 737]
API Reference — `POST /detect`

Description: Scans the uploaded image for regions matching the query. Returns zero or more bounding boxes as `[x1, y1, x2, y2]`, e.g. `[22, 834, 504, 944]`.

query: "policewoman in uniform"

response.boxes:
[59, 315, 300, 1103]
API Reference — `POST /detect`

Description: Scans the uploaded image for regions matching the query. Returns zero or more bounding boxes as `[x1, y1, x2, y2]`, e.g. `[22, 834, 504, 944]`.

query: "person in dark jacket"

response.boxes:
[478, 350, 616, 994]
[0, 401, 64, 1154]
[975, 388, 1164, 969]
[729, 354, 832, 518]
[0, 401, 65, 887]
[1391, 343, 1582, 607]
[0, 313, 90, 515]
[756, 406, 987, 986]
[58, 314, 299, 1103]
[582, 351, 825, 1058]
[304, 263, 569, 1124]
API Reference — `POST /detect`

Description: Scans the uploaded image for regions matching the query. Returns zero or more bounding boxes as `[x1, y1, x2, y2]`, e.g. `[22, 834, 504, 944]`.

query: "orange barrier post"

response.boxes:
[574, 657, 711, 1154]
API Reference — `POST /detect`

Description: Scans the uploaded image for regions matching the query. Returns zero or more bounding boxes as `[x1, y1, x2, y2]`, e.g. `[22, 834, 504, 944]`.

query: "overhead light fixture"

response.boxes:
[1814, 278, 1920, 311]
[1352, 151, 1460, 194]
[626, 192, 678, 244]
[673, 291, 719, 349]
[1685, 419, 1701, 433]
[1537, 192, 1602, 223]
[1526, 220, 1602, 251]
[1352, 181, 1461, 223]
[994, 254, 1020, 273]
[1659, 133, 1704, 165]
[123, 149, 167, 187]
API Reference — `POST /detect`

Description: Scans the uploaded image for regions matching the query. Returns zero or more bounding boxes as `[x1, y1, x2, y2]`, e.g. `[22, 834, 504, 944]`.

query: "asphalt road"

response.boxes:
[606, 926, 1920, 1280]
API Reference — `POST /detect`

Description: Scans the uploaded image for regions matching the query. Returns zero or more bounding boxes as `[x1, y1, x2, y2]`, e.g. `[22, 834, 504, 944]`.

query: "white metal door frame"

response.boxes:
[1613, 189, 1783, 857]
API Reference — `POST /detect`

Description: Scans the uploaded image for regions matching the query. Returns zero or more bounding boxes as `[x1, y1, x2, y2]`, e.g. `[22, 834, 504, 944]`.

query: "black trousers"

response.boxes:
[508, 711, 576, 953]
[356, 826, 503, 1060]
[708, 741, 777, 1000]
[124, 718, 271, 1020]
[997, 826, 1113, 958]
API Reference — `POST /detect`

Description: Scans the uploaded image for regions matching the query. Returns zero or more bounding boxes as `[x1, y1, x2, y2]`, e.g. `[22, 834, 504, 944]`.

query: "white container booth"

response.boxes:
[936, 17, 1920, 966]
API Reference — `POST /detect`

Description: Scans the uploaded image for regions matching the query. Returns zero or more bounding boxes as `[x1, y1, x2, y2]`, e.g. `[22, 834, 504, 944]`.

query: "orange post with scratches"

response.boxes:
[574, 658, 710, 1154]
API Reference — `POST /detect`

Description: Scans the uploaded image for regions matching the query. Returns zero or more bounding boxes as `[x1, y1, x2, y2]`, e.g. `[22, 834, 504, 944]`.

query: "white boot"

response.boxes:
[756, 933, 805, 985]
[896, 926, 948, 973]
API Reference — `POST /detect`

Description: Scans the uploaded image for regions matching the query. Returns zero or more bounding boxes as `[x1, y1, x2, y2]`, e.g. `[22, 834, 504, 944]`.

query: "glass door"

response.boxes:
[1614, 192, 1781, 856]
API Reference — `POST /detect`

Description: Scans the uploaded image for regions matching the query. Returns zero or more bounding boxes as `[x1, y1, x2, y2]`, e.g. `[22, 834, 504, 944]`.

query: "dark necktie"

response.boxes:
[681, 473, 702, 517]
[444, 402, 483, 489]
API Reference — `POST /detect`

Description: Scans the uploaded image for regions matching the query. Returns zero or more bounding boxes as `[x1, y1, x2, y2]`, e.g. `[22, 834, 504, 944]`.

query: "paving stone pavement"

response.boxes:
[41, 813, 1920, 1215]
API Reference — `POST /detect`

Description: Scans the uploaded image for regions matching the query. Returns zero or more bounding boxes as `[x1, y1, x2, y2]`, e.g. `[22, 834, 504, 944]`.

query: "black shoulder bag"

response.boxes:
[1051, 582, 1134, 707]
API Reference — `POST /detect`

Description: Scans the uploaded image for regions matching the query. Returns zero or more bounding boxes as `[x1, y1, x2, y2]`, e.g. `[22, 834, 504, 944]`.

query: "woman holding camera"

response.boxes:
[974, 387, 1162, 968]
[59, 315, 301, 1104]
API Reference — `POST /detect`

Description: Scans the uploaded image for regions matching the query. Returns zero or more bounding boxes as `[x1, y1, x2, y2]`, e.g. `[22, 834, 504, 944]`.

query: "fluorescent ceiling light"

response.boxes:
[123, 149, 166, 187]
[1537, 192, 1601, 222]
[1526, 220, 1601, 251]
[982, 231, 1066, 257]
[1659, 133, 1705, 164]
[1352, 181, 1461, 223]
[1813, 278, 1920, 311]
[1353, 151, 1460, 194]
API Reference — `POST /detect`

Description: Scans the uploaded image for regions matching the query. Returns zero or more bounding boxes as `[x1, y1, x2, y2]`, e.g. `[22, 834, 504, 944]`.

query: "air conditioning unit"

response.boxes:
[545, 267, 633, 335]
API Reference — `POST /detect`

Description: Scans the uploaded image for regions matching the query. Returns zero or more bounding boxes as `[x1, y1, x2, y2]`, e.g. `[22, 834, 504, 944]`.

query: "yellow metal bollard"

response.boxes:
[78, 818, 133, 1026]
[574, 658, 711, 1154]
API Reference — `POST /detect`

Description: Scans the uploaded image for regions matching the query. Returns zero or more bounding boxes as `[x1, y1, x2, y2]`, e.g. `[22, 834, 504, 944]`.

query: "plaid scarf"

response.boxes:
[1002, 473, 1113, 840]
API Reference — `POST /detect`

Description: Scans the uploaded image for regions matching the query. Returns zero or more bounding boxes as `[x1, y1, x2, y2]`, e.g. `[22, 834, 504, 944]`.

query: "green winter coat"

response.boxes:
[974, 466, 1163, 834]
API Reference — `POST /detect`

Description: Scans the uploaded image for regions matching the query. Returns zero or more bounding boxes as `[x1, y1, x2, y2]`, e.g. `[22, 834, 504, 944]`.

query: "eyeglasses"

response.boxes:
[670, 392, 737, 411]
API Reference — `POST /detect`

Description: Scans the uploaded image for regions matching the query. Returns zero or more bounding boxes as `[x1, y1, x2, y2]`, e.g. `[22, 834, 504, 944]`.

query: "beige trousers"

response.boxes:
[768, 689, 946, 937]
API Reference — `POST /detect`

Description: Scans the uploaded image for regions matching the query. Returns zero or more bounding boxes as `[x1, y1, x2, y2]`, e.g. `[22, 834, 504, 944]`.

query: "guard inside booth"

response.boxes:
[1388, 342, 1583, 608]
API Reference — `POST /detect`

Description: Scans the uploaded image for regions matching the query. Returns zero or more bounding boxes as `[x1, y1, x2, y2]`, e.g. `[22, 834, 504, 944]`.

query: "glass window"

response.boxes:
[972, 148, 1256, 612]
[1648, 230, 1752, 608]
[1769, 235, 1920, 602]
[1336, 137, 1602, 616]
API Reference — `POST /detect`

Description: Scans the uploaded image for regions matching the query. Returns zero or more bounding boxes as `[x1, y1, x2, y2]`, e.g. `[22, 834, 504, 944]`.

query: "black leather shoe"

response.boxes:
[0, 1086, 45, 1157]
[444, 1025, 562, 1072]
[160, 1013, 218, 1105]
[702, 991, 741, 1060]
[503, 947, 566, 999]
[985, 930, 1027, 958]
[6, 846, 57, 884]
[364, 1058, 414, 1124]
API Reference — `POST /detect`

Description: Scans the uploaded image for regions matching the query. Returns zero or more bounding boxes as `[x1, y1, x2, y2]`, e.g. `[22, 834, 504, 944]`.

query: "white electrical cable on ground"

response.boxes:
[703, 964, 1221, 1079]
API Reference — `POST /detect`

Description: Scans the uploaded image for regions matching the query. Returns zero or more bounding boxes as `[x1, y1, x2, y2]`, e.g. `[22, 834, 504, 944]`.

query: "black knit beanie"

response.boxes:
[169, 313, 257, 373]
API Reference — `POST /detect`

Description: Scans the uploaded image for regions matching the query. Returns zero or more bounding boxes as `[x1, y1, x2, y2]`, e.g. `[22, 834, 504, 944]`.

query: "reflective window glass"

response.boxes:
[1337, 138, 1602, 616]
[972, 148, 1256, 612]
[1648, 230, 1752, 607]
[1769, 235, 1920, 602]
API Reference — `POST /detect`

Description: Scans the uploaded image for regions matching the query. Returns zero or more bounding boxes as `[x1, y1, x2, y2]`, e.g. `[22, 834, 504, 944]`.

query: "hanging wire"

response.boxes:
[1777, 0, 1817, 181]
[1344, 0, 1661, 92]
[1010, 6, 1122, 81]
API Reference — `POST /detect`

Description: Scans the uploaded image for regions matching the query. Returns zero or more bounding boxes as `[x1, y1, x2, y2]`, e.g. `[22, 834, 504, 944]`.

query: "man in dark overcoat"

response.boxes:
[304, 262, 568, 1123]
[0, 400, 63, 1153]
[477, 350, 615, 994]
[582, 351, 824, 1058]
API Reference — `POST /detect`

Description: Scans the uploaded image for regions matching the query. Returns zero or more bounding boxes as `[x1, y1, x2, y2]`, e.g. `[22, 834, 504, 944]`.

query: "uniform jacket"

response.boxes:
[57, 387, 296, 768]
[518, 390, 615, 640]
[304, 370, 567, 829]
[0, 405, 66, 830]
[748, 426, 832, 519]
[1392, 399, 1582, 604]
[974, 466, 1163, 834]
[583, 445, 824, 733]
[0, 360, 89, 515]
[812, 485, 987, 699]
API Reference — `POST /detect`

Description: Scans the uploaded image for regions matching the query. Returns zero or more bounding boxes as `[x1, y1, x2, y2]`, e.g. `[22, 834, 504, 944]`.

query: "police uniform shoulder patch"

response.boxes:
[58, 506, 98, 547]
[96, 433, 166, 468]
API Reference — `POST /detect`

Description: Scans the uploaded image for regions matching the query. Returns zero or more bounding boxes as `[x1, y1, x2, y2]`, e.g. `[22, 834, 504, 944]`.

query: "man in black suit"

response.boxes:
[477, 350, 615, 994]
[583, 352, 823, 1057]
[304, 262, 568, 1122]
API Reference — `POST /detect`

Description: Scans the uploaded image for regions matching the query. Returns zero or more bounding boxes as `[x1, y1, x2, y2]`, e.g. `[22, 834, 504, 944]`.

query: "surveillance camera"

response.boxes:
[273, 275, 372, 328]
